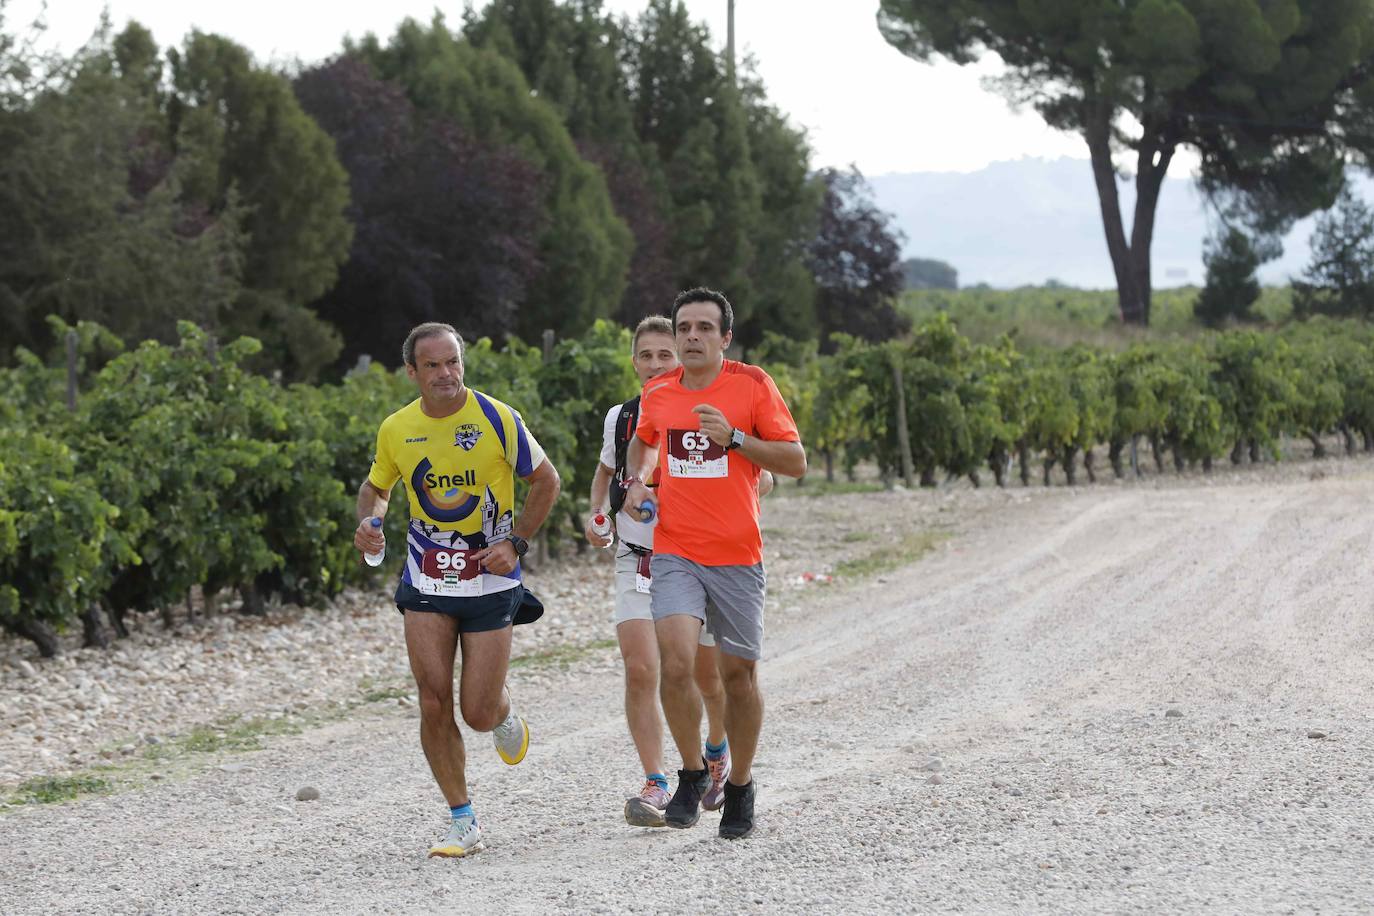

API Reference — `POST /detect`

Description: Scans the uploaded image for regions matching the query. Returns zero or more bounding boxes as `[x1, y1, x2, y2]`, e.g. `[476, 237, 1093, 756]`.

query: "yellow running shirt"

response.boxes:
[368, 391, 545, 597]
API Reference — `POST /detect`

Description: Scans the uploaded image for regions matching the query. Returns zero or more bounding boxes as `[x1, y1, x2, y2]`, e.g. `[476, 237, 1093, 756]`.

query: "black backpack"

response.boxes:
[608, 394, 640, 517]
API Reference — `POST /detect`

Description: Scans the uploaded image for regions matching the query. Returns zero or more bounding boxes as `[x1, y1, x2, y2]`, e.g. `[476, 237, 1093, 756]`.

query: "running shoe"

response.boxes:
[428, 814, 483, 858]
[718, 780, 755, 840]
[701, 745, 732, 812]
[665, 767, 710, 828]
[624, 779, 671, 828]
[492, 703, 529, 766]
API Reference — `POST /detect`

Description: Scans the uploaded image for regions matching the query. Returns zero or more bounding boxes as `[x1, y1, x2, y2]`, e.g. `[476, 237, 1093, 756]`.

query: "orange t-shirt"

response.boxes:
[635, 360, 800, 566]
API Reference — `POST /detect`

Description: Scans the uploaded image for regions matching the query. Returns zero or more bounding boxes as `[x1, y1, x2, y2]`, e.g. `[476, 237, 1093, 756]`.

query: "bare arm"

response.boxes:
[353, 480, 391, 557]
[737, 437, 807, 479]
[588, 461, 613, 514]
[623, 436, 659, 514]
[474, 458, 561, 574]
[585, 462, 614, 547]
[757, 469, 775, 498]
[515, 458, 561, 540]
[693, 404, 807, 478]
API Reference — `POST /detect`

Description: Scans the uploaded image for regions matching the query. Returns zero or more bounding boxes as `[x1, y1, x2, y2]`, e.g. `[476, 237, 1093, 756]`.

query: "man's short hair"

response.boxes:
[671, 287, 734, 336]
[632, 315, 674, 350]
[402, 322, 463, 367]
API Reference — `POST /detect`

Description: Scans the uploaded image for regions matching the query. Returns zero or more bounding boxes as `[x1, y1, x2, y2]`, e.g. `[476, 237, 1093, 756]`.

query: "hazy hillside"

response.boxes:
[868, 157, 1363, 289]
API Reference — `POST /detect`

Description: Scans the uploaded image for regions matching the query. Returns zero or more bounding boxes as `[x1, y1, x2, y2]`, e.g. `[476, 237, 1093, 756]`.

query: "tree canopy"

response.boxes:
[808, 168, 909, 350]
[354, 15, 632, 341]
[879, 0, 1374, 325]
[1, 1, 892, 376]
[294, 57, 547, 366]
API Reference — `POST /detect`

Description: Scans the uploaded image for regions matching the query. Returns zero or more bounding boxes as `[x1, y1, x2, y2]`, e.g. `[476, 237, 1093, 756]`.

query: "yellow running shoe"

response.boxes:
[428, 815, 483, 858]
[492, 706, 529, 765]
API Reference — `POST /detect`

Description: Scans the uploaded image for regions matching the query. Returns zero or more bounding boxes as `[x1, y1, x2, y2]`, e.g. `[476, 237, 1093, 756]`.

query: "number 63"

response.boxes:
[681, 430, 712, 451]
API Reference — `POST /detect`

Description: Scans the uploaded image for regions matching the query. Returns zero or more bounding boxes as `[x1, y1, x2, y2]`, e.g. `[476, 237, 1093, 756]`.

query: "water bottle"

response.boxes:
[637, 500, 657, 524]
[591, 513, 613, 548]
[363, 516, 385, 567]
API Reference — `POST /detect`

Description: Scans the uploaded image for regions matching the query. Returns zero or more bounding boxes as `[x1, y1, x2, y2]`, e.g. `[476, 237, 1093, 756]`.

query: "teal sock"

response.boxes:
[646, 772, 669, 791]
[705, 738, 728, 760]
[450, 802, 475, 821]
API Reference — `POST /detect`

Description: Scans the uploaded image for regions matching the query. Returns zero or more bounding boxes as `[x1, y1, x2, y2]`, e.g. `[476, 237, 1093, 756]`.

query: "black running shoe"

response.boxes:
[665, 768, 709, 828]
[718, 779, 755, 840]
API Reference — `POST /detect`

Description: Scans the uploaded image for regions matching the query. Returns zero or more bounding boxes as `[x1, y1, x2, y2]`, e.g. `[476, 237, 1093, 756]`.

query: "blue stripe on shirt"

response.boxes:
[514, 412, 533, 477]
[473, 391, 507, 454]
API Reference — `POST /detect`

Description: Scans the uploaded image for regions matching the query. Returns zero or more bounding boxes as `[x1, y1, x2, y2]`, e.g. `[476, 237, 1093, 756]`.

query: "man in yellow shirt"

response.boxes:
[354, 322, 560, 859]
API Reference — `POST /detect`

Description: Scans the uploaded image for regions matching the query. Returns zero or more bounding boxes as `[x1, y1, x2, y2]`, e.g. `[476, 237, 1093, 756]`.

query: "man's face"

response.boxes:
[407, 333, 465, 403]
[674, 301, 730, 371]
[632, 331, 678, 385]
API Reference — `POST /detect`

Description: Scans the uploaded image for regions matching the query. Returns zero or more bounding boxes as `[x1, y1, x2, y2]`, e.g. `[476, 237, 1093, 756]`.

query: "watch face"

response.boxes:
[511, 536, 529, 557]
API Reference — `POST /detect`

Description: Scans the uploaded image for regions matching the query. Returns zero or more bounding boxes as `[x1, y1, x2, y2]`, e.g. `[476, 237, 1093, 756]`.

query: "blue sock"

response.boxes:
[646, 773, 669, 791]
[705, 738, 728, 760]
[450, 802, 475, 822]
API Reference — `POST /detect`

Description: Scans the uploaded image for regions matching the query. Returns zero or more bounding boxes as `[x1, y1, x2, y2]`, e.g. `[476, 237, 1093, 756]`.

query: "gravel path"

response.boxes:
[4, 461, 1374, 913]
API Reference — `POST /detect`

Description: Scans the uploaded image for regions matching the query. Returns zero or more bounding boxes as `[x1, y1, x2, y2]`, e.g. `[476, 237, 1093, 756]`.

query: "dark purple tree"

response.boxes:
[294, 57, 547, 366]
[808, 167, 909, 351]
[578, 141, 676, 324]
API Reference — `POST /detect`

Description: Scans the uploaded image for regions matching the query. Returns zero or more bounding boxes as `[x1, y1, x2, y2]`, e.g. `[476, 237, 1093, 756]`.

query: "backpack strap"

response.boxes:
[609, 395, 640, 517]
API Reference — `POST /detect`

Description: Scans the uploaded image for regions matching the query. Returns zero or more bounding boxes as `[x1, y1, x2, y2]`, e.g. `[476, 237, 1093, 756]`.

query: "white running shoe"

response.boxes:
[492, 702, 530, 766]
[428, 814, 483, 858]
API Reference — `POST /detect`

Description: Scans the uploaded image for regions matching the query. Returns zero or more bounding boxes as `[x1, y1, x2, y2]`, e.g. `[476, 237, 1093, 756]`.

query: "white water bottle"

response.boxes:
[363, 516, 385, 567]
[591, 513, 613, 548]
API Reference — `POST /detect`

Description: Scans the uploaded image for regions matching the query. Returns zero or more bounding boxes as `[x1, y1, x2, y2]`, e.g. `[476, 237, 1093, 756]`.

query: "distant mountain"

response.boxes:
[868, 156, 1361, 290]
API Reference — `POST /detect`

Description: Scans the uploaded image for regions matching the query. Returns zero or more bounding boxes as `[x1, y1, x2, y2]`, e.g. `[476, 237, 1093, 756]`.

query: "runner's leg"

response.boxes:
[404, 611, 467, 806]
[656, 614, 706, 771]
[617, 618, 665, 777]
[456, 625, 515, 731]
[696, 639, 732, 811]
[716, 652, 763, 786]
[694, 643, 727, 747]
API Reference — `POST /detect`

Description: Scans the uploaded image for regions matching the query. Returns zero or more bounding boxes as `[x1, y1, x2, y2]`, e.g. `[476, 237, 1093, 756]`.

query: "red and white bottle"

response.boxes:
[591, 513, 613, 547]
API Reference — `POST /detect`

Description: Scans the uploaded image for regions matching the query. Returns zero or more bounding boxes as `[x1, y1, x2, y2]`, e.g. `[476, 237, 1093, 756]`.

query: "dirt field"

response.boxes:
[4, 460, 1374, 914]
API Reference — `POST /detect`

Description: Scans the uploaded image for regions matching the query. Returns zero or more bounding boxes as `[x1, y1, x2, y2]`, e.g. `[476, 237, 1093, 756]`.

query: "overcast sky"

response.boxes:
[11, 0, 1097, 175]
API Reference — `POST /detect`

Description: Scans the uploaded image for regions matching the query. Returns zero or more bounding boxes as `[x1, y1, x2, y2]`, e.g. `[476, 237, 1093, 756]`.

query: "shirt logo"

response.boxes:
[405, 437, 428, 444]
[454, 424, 483, 450]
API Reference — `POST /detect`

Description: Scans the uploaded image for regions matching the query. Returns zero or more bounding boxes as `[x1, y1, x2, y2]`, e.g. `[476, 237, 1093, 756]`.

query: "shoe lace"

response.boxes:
[494, 713, 519, 741]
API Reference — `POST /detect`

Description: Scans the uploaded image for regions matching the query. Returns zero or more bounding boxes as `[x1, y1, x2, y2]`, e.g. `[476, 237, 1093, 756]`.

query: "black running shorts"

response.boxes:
[394, 580, 543, 632]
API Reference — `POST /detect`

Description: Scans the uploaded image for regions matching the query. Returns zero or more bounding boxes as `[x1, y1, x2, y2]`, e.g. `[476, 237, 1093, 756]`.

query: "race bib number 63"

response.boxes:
[667, 428, 728, 478]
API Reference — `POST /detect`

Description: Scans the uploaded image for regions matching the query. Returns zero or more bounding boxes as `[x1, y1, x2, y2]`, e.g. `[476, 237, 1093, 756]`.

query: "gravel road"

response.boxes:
[4, 461, 1374, 914]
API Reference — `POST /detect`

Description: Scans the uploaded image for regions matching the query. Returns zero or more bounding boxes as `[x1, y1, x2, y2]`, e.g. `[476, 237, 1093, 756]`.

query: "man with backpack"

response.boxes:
[585, 315, 771, 827]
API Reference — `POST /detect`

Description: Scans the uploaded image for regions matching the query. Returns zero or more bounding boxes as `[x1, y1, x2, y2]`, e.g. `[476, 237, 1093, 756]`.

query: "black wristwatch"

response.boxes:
[726, 427, 746, 451]
[508, 535, 530, 558]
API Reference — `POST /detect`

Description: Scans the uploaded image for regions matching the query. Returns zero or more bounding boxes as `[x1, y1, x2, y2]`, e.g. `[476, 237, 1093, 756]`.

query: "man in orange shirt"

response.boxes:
[625, 288, 807, 840]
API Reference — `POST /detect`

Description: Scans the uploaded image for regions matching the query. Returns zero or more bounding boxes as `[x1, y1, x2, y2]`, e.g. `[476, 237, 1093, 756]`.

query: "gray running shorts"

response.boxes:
[613, 546, 714, 647]
[649, 553, 766, 660]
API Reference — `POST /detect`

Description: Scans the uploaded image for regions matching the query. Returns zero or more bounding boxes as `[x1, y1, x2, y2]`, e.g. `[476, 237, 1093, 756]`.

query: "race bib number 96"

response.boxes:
[667, 428, 728, 478]
[420, 548, 481, 596]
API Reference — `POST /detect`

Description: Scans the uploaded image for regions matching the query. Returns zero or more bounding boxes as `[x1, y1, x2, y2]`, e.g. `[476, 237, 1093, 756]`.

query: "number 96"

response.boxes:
[435, 551, 466, 571]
